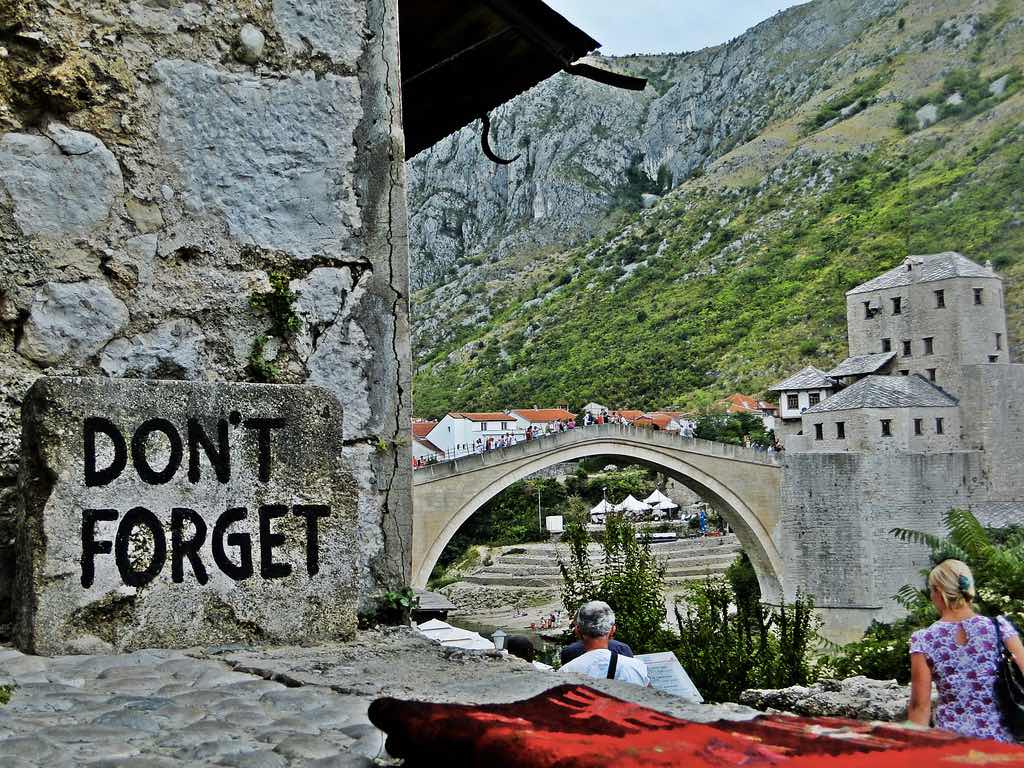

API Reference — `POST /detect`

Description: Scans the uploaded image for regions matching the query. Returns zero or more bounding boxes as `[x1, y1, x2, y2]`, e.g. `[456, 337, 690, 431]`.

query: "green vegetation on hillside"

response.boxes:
[413, 106, 1024, 415]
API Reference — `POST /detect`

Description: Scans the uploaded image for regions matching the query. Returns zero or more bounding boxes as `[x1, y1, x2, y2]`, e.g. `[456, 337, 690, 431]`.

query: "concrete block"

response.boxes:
[15, 377, 360, 655]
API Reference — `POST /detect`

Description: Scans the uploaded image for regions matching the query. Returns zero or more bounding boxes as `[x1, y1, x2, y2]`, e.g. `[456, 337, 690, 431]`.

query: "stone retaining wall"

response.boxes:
[0, 0, 412, 629]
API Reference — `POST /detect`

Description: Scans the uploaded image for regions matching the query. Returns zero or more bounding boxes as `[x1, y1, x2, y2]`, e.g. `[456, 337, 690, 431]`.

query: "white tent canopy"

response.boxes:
[590, 499, 618, 517]
[643, 489, 678, 509]
[618, 494, 652, 513]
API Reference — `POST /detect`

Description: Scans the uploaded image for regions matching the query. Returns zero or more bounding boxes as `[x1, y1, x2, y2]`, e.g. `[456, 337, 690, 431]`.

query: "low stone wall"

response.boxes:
[740, 677, 910, 721]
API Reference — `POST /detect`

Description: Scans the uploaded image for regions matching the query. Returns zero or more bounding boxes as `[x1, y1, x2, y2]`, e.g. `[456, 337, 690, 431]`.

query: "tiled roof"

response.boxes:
[768, 366, 835, 392]
[847, 252, 997, 296]
[804, 375, 958, 413]
[511, 408, 576, 422]
[450, 412, 513, 422]
[720, 394, 775, 413]
[827, 352, 896, 378]
[412, 420, 438, 438]
[613, 410, 645, 421]
[646, 413, 676, 429]
[413, 436, 445, 454]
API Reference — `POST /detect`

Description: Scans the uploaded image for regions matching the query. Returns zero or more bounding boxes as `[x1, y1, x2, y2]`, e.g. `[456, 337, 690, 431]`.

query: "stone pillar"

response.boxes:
[0, 0, 411, 632]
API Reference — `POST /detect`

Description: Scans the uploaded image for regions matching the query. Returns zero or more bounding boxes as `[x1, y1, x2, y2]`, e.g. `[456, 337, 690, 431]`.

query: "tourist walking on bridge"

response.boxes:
[908, 559, 1024, 742]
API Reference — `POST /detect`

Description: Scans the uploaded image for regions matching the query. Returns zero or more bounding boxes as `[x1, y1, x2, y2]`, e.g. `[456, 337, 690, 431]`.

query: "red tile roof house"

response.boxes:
[411, 420, 444, 464]
[509, 408, 576, 434]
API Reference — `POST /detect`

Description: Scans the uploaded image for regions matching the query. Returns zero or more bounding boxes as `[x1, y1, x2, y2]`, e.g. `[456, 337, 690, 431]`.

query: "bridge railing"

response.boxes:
[413, 422, 779, 482]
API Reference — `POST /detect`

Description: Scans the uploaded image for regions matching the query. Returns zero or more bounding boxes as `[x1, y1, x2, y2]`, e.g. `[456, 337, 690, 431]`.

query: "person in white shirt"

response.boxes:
[560, 601, 649, 686]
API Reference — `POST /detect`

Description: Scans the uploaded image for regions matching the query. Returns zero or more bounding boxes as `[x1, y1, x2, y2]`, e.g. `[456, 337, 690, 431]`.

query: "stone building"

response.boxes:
[773, 252, 1024, 638]
[841, 252, 1008, 396]
[0, 0, 642, 637]
[769, 366, 836, 434]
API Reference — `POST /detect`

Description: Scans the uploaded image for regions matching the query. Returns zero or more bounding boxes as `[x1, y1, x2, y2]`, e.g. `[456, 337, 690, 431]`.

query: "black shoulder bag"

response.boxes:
[607, 651, 619, 680]
[991, 616, 1024, 741]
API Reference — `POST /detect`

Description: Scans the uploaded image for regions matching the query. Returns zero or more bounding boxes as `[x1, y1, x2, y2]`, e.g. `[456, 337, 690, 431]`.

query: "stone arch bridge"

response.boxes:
[411, 424, 785, 604]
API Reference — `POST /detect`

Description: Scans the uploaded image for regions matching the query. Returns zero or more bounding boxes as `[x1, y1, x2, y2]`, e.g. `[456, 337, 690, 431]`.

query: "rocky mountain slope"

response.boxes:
[407, 0, 904, 291]
[409, 0, 1024, 416]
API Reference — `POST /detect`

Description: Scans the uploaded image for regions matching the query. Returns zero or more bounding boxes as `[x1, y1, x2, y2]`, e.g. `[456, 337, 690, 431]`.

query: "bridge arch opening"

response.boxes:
[413, 435, 784, 606]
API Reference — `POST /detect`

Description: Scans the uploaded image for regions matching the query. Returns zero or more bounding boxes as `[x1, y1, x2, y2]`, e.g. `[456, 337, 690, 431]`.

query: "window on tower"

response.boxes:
[892, 297, 902, 314]
[923, 337, 934, 355]
[881, 419, 893, 437]
[787, 394, 799, 410]
[809, 392, 821, 407]
[974, 288, 983, 305]
[935, 289, 945, 308]
[882, 338, 892, 352]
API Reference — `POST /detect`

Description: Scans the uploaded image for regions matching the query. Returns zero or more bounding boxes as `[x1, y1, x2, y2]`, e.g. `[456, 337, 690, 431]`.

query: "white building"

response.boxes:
[412, 420, 444, 464]
[425, 412, 519, 458]
[768, 367, 836, 434]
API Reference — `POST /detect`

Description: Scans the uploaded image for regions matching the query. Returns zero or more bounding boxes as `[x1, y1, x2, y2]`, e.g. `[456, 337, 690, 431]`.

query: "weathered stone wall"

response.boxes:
[959, 363, 1024, 528]
[0, 0, 411, 631]
[779, 451, 989, 642]
[797, 405, 961, 454]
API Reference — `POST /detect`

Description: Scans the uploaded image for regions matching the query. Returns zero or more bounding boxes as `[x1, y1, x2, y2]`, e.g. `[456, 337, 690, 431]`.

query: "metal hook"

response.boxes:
[480, 112, 520, 166]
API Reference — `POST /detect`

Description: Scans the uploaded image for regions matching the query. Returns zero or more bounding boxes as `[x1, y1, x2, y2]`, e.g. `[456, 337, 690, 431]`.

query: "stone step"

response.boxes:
[461, 574, 561, 588]
[497, 537, 741, 564]
[484, 551, 738, 577]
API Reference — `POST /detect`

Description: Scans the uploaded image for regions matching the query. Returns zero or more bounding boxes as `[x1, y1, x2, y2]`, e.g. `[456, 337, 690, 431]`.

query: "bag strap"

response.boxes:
[607, 651, 619, 680]
[993, 616, 1011, 653]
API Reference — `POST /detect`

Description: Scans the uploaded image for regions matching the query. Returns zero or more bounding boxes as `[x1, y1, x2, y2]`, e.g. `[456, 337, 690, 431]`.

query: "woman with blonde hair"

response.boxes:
[908, 559, 1024, 741]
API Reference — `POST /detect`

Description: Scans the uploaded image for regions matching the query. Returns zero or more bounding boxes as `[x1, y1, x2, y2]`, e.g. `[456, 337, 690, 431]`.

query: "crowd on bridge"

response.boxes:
[410, 402, 786, 469]
[409, 404, 740, 470]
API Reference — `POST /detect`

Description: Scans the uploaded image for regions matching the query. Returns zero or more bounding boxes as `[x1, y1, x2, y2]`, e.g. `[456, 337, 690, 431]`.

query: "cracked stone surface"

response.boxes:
[0, 125, 123, 238]
[0, 628, 760, 767]
[18, 282, 130, 367]
[272, 0, 366, 67]
[99, 319, 205, 380]
[154, 60, 362, 260]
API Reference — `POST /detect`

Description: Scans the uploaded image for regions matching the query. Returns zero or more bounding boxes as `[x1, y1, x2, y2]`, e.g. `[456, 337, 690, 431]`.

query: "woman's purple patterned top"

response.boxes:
[910, 615, 1018, 742]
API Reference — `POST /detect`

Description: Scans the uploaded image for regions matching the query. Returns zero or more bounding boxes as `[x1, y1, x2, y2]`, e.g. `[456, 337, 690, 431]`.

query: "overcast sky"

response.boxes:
[546, 1, 809, 56]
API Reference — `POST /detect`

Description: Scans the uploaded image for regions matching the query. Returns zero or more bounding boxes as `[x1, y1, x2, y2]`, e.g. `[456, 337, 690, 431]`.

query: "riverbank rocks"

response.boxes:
[740, 676, 909, 721]
[15, 377, 360, 655]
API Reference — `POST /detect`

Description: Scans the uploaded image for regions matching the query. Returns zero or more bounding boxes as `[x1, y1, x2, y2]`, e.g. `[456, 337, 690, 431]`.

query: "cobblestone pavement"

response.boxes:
[0, 628, 758, 766]
[0, 646, 386, 767]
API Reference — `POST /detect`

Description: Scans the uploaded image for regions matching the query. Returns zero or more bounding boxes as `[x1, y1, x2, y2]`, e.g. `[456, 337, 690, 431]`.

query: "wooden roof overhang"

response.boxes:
[399, 0, 646, 158]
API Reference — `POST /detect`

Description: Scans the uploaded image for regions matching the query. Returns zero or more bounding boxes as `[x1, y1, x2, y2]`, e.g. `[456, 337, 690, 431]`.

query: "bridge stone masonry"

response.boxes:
[412, 424, 786, 606]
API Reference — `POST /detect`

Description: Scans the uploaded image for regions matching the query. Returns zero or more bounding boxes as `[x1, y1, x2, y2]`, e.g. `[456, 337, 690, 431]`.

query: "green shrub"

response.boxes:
[559, 513, 668, 653]
[360, 587, 420, 628]
[0, 685, 13, 706]
[250, 271, 301, 338]
[672, 554, 823, 702]
[892, 509, 1024, 628]
[694, 412, 772, 448]
[246, 335, 278, 383]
